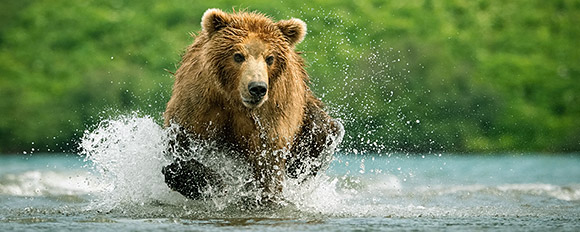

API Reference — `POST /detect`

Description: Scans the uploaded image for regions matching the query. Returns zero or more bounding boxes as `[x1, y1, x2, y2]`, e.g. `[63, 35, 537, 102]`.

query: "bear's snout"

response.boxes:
[242, 81, 268, 108]
[248, 81, 268, 98]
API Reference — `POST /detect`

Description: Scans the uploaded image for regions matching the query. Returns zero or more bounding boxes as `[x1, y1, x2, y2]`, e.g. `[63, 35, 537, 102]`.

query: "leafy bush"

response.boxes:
[1, 0, 578, 153]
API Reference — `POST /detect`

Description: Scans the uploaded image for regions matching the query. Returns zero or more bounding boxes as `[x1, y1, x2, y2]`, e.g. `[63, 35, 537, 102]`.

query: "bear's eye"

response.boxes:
[233, 53, 245, 63]
[265, 55, 274, 66]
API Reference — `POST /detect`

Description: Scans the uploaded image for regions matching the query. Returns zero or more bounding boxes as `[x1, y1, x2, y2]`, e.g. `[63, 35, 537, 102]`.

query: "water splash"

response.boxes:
[79, 114, 181, 211]
[78, 114, 579, 219]
[78, 113, 347, 215]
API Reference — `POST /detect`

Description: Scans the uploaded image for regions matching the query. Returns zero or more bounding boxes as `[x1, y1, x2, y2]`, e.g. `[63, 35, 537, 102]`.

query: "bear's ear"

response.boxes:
[276, 18, 307, 46]
[201, 8, 231, 34]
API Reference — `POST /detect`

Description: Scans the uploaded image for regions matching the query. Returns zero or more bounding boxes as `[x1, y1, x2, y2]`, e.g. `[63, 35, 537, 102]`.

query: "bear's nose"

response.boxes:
[248, 81, 268, 98]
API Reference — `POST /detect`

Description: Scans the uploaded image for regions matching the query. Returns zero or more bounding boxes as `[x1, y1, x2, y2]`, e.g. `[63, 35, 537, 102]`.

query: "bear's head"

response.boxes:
[200, 9, 307, 109]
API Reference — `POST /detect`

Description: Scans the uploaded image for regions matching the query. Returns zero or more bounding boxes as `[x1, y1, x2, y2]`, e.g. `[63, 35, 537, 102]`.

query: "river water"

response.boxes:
[2, 153, 579, 231]
[1, 117, 579, 231]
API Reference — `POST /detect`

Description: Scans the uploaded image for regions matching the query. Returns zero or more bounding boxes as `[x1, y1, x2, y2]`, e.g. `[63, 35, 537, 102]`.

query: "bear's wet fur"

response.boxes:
[162, 9, 342, 202]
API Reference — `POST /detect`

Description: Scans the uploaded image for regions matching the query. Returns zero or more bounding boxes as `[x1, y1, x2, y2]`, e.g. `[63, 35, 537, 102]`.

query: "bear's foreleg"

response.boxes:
[162, 158, 222, 199]
[287, 101, 342, 181]
[244, 148, 286, 202]
[162, 128, 223, 199]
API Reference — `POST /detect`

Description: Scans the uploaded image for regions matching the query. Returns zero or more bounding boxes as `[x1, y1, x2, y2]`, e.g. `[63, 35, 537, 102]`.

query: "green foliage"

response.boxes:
[0, 0, 578, 153]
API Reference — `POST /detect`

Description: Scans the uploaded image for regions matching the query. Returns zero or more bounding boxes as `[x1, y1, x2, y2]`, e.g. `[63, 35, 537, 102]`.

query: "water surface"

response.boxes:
[1, 116, 579, 231]
[1, 153, 579, 231]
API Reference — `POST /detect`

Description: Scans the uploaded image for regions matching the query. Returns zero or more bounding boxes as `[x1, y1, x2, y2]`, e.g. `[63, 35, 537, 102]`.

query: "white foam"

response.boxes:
[497, 183, 580, 201]
[414, 183, 580, 201]
[80, 114, 187, 211]
[75, 114, 580, 218]
[78, 114, 348, 212]
[0, 170, 103, 197]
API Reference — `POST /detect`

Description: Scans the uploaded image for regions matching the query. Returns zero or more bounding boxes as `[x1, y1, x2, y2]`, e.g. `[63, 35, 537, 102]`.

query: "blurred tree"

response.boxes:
[0, 0, 578, 154]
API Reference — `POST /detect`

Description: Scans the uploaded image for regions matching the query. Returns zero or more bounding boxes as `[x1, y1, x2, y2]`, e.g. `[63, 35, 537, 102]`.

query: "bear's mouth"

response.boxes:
[241, 81, 269, 109]
[242, 96, 267, 108]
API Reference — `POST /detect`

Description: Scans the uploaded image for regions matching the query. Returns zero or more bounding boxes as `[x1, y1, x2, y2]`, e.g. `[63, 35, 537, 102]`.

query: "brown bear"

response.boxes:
[162, 9, 342, 202]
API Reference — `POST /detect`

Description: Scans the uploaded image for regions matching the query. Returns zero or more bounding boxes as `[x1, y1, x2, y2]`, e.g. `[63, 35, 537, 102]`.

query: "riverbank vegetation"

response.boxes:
[1, 0, 578, 154]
